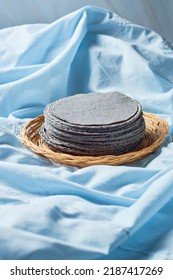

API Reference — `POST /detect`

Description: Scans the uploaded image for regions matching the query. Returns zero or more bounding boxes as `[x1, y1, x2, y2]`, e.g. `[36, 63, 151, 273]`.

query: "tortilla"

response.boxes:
[47, 92, 139, 126]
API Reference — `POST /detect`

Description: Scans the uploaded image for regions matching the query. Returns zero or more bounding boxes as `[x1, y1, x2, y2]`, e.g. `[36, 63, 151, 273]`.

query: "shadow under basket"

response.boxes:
[20, 112, 169, 168]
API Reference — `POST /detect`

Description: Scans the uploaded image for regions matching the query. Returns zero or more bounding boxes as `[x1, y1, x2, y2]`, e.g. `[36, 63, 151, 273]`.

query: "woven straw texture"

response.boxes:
[20, 112, 169, 167]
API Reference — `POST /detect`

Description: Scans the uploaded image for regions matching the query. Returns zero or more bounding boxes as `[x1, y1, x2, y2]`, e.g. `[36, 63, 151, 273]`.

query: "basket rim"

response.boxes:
[20, 112, 169, 167]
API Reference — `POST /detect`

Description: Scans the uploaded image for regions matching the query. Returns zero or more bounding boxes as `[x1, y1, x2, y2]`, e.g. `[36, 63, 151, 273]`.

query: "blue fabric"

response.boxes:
[0, 6, 173, 260]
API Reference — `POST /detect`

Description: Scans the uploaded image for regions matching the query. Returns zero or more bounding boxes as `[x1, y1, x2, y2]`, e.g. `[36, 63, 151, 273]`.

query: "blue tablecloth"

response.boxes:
[0, 6, 173, 260]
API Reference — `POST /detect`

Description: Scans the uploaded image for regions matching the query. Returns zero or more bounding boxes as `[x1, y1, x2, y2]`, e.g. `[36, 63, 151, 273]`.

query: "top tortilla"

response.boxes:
[48, 92, 139, 126]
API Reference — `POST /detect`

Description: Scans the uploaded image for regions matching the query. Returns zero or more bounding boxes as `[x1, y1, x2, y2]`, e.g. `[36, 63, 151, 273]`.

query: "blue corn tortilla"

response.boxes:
[48, 92, 139, 126]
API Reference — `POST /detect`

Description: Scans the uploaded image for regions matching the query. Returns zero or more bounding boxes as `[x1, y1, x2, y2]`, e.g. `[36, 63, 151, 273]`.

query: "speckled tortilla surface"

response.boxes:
[48, 92, 139, 125]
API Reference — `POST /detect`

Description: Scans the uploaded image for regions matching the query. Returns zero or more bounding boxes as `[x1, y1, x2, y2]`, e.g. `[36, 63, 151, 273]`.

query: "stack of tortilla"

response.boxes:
[39, 92, 146, 156]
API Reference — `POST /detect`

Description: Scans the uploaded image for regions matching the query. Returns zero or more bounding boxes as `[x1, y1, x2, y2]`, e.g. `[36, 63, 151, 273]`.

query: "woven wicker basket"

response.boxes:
[20, 112, 169, 167]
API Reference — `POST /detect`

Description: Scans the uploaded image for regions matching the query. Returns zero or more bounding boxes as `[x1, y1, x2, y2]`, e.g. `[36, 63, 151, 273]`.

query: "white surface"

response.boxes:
[0, 0, 173, 42]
